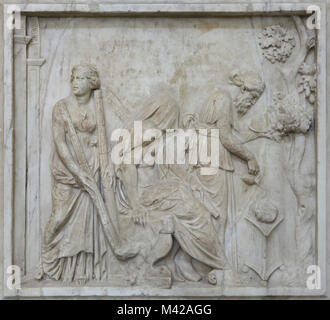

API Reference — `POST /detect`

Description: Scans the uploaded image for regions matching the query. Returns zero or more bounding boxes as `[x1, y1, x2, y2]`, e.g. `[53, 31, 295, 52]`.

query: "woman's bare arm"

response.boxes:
[52, 103, 82, 179]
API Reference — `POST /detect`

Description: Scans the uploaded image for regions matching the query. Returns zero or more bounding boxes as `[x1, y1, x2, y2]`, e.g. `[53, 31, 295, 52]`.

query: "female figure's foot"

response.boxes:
[75, 278, 87, 286]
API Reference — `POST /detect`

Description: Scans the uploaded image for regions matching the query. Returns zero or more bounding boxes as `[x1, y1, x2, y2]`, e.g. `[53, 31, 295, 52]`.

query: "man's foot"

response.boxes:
[207, 270, 217, 285]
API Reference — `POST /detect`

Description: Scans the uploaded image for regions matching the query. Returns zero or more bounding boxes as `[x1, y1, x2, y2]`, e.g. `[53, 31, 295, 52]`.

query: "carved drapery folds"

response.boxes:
[11, 12, 318, 294]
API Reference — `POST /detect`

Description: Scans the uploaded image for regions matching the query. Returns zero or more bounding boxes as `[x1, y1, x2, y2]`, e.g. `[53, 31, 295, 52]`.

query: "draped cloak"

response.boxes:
[117, 94, 230, 271]
[195, 89, 237, 267]
[42, 97, 109, 282]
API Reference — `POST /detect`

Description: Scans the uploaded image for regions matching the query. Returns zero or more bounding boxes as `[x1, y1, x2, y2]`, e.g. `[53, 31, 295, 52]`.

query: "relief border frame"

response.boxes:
[2, 2, 327, 297]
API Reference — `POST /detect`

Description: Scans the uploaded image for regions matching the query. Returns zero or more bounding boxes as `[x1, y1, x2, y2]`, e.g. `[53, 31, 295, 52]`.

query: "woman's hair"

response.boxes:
[70, 64, 100, 90]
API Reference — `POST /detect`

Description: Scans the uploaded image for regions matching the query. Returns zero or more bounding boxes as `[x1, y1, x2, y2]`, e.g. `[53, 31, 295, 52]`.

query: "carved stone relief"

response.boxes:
[5, 6, 324, 297]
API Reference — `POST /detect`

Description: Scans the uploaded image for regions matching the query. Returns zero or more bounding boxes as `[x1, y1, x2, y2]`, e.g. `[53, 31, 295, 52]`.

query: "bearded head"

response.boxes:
[229, 69, 265, 117]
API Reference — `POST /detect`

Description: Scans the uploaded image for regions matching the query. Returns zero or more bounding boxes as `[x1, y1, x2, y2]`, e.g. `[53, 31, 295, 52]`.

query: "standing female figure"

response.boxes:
[42, 64, 134, 284]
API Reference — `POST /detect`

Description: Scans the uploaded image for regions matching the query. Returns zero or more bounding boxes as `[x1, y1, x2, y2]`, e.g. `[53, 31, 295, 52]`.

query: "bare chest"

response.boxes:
[68, 104, 97, 134]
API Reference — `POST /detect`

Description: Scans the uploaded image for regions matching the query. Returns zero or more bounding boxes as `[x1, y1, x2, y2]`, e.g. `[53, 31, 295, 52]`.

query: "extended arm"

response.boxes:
[216, 96, 259, 175]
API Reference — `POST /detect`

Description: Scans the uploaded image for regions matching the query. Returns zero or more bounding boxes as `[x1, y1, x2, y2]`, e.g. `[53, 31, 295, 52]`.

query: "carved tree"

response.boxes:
[256, 16, 316, 283]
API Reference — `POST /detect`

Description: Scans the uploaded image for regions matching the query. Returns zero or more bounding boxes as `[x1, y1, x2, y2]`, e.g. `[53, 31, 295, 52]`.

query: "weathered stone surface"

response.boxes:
[0, 1, 329, 299]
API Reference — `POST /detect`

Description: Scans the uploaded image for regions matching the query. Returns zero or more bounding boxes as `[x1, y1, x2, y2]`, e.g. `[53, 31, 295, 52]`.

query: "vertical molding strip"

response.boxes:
[13, 15, 31, 276]
[25, 16, 45, 277]
[315, 5, 327, 294]
[3, 6, 15, 297]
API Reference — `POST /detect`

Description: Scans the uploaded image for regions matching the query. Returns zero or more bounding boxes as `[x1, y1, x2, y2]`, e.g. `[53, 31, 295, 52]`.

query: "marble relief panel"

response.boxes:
[7, 10, 323, 296]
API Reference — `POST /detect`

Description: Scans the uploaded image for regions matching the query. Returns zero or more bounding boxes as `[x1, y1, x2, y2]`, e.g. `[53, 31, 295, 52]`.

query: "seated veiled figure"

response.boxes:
[115, 91, 230, 286]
